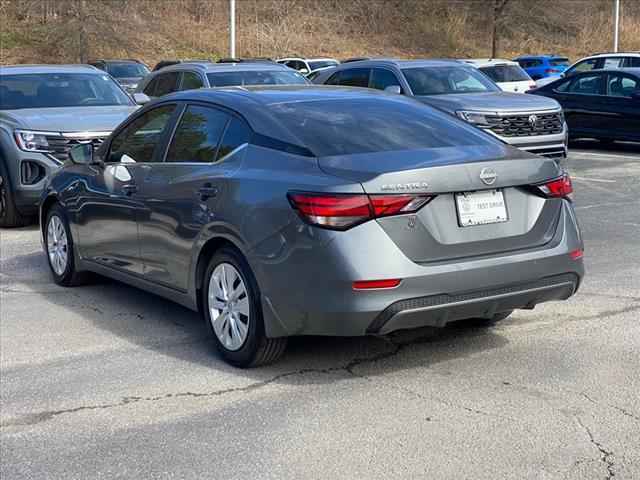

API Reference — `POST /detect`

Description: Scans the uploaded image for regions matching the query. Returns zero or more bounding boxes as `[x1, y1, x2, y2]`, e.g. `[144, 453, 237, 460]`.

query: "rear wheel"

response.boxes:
[202, 247, 287, 367]
[0, 160, 31, 228]
[44, 204, 90, 286]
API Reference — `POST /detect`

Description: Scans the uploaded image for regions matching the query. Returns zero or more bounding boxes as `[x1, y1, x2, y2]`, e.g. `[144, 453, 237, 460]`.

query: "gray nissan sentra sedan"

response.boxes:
[40, 86, 584, 367]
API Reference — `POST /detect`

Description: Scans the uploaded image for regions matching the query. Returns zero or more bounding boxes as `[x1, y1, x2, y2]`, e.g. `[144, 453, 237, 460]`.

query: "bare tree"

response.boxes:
[491, 0, 511, 58]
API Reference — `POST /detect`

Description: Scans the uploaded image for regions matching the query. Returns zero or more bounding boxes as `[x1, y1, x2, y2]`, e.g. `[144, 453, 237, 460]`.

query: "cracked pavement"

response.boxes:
[1, 143, 639, 479]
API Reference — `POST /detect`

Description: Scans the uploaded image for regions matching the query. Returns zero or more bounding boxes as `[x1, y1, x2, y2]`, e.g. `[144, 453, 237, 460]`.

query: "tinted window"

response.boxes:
[206, 70, 307, 87]
[154, 72, 180, 96]
[0, 73, 133, 110]
[568, 74, 602, 94]
[402, 66, 499, 95]
[106, 63, 149, 78]
[479, 65, 530, 82]
[326, 68, 370, 87]
[603, 57, 624, 69]
[143, 76, 159, 96]
[570, 59, 600, 74]
[370, 69, 402, 92]
[109, 105, 176, 163]
[550, 58, 569, 66]
[630, 57, 640, 68]
[180, 71, 204, 90]
[606, 74, 639, 97]
[269, 98, 498, 156]
[216, 117, 252, 161]
[166, 105, 229, 163]
[554, 79, 572, 93]
[308, 60, 339, 71]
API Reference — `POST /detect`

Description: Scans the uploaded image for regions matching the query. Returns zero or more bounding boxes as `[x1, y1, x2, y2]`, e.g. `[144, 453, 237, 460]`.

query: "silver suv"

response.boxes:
[0, 64, 138, 227]
[313, 59, 568, 160]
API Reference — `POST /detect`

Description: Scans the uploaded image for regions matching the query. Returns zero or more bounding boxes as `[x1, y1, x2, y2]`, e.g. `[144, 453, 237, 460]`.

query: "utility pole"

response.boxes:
[614, 0, 620, 52]
[230, 0, 236, 58]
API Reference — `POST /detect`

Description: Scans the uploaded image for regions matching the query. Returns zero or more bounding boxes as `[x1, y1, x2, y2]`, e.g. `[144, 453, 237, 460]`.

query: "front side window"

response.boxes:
[0, 73, 133, 110]
[166, 105, 229, 163]
[370, 69, 402, 92]
[569, 59, 600, 75]
[479, 65, 530, 82]
[180, 71, 204, 91]
[402, 66, 499, 95]
[109, 105, 176, 163]
[567, 74, 603, 95]
[326, 69, 370, 87]
[606, 74, 639, 97]
[153, 72, 180, 97]
[206, 70, 307, 87]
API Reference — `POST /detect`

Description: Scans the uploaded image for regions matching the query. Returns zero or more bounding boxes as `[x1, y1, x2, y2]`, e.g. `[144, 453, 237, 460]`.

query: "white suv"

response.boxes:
[463, 59, 536, 93]
[536, 52, 640, 87]
[276, 57, 339, 77]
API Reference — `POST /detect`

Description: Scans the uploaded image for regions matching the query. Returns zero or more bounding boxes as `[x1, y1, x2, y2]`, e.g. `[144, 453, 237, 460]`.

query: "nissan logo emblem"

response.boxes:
[479, 167, 497, 185]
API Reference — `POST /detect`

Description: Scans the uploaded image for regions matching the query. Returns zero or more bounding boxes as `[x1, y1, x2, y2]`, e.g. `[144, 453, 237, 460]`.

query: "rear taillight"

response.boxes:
[288, 192, 434, 230]
[545, 68, 560, 74]
[532, 173, 573, 198]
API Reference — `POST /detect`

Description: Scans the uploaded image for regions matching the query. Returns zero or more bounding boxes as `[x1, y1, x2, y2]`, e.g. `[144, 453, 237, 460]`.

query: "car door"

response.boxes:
[603, 72, 640, 140]
[179, 70, 205, 91]
[555, 72, 606, 136]
[75, 104, 178, 275]
[136, 103, 252, 290]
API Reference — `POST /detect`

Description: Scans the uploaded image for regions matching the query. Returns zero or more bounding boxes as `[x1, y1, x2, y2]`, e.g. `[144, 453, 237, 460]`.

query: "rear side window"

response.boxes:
[629, 57, 640, 68]
[216, 117, 252, 161]
[153, 72, 180, 96]
[370, 69, 403, 92]
[109, 105, 176, 163]
[166, 105, 229, 163]
[550, 58, 569, 66]
[269, 98, 498, 156]
[479, 65, 530, 82]
[326, 69, 370, 87]
[180, 71, 204, 90]
[143, 76, 159, 96]
[606, 74, 639, 97]
[603, 57, 624, 69]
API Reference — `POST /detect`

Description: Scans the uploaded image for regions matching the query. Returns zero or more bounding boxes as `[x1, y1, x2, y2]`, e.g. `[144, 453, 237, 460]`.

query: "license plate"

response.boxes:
[455, 189, 508, 227]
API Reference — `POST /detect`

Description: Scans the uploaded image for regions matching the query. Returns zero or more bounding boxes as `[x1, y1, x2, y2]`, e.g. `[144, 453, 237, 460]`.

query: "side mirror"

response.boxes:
[132, 92, 150, 105]
[384, 85, 401, 94]
[299, 68, 309, 75]
[69, 143, 94, 165]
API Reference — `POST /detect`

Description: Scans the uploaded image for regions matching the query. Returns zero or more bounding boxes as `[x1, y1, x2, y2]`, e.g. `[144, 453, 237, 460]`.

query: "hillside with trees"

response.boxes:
[1, 0, 639, 66]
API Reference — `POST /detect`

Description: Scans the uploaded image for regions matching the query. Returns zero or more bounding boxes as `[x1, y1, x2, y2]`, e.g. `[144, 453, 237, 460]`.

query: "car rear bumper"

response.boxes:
[258, 201, 584, 338]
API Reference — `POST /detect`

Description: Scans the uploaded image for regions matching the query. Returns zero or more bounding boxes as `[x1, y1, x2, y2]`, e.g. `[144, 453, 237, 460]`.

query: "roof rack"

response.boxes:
[342, 57, 371, 63]
[216, 57, 275, 64]
[152, 59, 214, 71]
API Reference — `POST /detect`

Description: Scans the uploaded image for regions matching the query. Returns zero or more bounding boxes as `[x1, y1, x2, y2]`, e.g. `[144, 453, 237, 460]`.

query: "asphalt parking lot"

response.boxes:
[1, 144, 639, 479]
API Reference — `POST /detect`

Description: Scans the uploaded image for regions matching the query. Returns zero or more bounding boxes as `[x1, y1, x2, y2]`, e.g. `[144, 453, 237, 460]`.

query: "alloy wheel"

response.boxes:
[208, 263, 250, 351]
[47, 215, 69, 276]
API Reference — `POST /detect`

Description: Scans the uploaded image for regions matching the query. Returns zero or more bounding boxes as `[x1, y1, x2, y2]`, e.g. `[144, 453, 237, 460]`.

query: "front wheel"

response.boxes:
[44, 204, 90, 286]
[202, 247, 287, 367]
[0, 160, 31, 228]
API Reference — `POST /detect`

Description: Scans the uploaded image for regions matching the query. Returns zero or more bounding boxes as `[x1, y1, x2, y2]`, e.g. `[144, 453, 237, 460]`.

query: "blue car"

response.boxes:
[514, 55, 570, 80]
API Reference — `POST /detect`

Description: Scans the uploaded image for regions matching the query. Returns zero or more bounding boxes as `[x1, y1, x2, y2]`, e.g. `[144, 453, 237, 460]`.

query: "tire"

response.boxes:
[202, 247, 287, 367]
[44, 204, 90, 286]
[0, 159, 31, 228]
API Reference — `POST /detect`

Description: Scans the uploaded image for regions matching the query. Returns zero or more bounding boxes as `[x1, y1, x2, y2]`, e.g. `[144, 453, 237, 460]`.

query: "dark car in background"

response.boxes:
[90, 59, 150, 93]
[135, 61, 308, 101]
[530, 68, 640, 144]
[40, 86, 583, 367]
[514, 55, 570, 80]
[0, 64, 138, 227]
[313, 59, 568, 159]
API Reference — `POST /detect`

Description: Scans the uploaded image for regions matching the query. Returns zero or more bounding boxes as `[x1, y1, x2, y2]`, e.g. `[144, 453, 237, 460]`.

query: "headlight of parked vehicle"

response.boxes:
[455, 111, 493, 128]
[14, 130, 52, 152]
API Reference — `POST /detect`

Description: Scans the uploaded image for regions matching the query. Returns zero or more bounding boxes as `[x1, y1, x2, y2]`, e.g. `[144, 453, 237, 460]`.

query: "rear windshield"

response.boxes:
[550, 58, 570, 66]
[402, 66, 500, 95]
[309, 60, 339, 71]
[207, 70, 308, 87]
[0, 73, 134, 110]
[269, 98, 499, 156]
[106, 63, 150, 78]
[479, 65, 530, 82]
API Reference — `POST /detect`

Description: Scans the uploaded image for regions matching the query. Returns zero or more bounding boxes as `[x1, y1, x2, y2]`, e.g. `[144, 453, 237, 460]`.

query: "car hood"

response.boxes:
[414, 92, 561, 114]
[0, 105, 138, 132]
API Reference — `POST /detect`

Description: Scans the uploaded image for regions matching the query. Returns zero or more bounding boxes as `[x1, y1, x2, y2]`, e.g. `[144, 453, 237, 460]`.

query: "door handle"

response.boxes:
[122, 184, 138, 196]
[197, 184, 218, 201]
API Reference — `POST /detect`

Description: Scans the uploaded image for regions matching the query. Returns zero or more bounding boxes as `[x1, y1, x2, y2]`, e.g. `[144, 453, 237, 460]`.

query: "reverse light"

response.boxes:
[288, 192, 434, 230]
[533, 173, 573, 198]
[353, 279, 401, 290]
[14, 130, 52, 153]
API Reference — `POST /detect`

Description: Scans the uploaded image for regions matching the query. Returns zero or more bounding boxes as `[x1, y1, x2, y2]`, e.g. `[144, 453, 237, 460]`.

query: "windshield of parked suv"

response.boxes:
[0, 73, 133, 110]
[402, 66, 499, 95]
[106, 63, 150, 78]
[479, 65, 531, 82]
[206, 70, 308, 87]
[309, 60, 339, 71]
[269, 98, 498, 156]
[550, 58, 570, 66]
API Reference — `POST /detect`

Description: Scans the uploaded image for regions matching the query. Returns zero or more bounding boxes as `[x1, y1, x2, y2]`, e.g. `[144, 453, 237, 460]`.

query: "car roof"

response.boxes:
[156, 85, 411, 149]
[577, 52, 640, 60]
[330, 58, 467, 68]
[0, 64, 101, 75]
[91, 59, 142, 64]
[464, 58, 519, 67]
[514, 55, 568, 60]
[157, 62, 293, 74]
